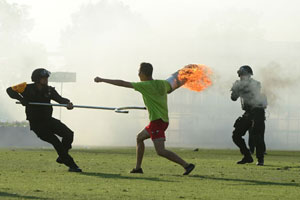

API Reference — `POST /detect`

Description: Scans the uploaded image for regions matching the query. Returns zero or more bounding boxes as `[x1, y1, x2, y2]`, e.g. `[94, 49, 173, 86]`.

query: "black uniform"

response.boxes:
[248, 125, 266, 154]
[231, 78, 267, 163]
[7, 83, 79, 169]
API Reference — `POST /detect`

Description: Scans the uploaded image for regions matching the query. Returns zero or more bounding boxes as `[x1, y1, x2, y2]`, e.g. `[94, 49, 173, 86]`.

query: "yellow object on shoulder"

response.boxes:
[12, 82, 27, 93]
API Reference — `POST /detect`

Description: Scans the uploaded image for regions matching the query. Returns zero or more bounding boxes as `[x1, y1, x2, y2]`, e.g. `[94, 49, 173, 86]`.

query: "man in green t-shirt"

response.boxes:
[94, 62, 195, 175]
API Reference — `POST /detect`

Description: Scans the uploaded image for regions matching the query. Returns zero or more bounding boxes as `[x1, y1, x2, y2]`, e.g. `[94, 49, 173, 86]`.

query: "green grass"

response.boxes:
[0, 148, 300, 200]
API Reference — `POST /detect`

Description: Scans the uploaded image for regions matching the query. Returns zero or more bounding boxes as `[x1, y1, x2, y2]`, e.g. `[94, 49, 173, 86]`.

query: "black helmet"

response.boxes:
[237, 65, 253, 77]
[31, 68, 51, 82]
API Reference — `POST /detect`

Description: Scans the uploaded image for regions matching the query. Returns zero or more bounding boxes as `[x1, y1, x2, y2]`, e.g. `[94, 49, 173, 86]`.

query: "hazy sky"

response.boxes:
[7, 0, 300, 51]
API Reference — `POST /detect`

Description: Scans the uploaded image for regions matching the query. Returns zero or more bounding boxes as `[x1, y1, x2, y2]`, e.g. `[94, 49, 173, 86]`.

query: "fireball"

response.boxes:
[178, 64, 213, 92]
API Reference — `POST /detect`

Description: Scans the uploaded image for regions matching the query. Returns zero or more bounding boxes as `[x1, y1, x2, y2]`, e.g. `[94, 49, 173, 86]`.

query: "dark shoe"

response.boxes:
[256, 158, 264, 166]
[68, 167, 82, 172]
[237, 156, 253, 164]
[130, 168, 143, 174]
[56, 157, 63, 164]
[183, 164, 195, 175]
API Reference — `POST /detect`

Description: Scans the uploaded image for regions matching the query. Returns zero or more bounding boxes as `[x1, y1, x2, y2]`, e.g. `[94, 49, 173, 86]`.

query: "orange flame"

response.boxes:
[178, 64, 213, 92]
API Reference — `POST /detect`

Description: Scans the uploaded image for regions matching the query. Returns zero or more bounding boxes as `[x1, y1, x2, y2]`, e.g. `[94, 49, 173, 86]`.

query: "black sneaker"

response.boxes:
[237, 156, 253, 164]
[183, 164, 195, 175]
[130, 168, 143, 174]
[256, 158, 264, 166]
[68, 167, 82, 172]
[56, 157, 63, 164]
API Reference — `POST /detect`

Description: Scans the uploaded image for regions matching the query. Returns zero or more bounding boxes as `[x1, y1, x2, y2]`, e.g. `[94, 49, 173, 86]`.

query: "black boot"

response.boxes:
[68, 167, 82, 172]
[237, 156, 253, 164]
[56, 156, 63, 164]
[256, 158, 264, 166]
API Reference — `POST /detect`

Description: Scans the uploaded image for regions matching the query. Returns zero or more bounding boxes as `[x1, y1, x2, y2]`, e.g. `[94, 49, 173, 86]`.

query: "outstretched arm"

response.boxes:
[94, 77, 133, 88]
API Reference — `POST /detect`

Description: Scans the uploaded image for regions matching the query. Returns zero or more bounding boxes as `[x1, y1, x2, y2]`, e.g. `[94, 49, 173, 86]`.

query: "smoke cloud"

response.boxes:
[258, 62, 300, 107]
[1, 0, 300, 149]
[0, 0, 47, 121]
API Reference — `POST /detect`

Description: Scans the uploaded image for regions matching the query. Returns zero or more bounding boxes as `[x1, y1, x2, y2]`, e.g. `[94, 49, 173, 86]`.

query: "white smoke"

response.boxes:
[258, 62, 300, 107]
[0, 0, 47, 121]
[1, 0, 300, 149]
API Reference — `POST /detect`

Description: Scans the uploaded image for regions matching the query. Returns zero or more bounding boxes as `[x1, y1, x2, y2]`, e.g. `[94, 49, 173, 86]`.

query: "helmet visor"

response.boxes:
[40, 69, 51, 77]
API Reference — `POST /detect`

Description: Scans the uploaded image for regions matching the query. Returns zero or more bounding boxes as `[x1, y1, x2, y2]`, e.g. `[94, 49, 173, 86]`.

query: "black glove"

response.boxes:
[20, 99, 29, 106]
[66, 102, 74, 110]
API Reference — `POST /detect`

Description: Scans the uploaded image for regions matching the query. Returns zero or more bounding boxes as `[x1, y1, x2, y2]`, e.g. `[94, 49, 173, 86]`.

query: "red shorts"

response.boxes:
[145, 119, 169, 140]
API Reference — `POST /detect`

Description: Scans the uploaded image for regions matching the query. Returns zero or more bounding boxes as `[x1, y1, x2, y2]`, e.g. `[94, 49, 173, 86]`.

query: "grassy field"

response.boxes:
[0, 148, 300, 200]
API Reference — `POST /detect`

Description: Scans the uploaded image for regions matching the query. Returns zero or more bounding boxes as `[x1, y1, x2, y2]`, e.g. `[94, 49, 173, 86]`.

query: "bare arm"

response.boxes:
[94, 77, 133, 88]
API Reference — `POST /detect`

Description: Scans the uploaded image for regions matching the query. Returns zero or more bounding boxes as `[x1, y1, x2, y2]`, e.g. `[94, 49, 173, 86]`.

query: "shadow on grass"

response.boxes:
[188, 175, 300, 187]
[81, 172, 174, 182]
[258, 164, 300, 170]
[0, 191, 49, 199]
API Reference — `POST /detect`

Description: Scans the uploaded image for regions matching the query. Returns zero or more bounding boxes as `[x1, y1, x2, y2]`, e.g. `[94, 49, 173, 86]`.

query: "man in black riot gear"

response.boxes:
[231, 65, 267, 166]
[7, 68, 82, 172]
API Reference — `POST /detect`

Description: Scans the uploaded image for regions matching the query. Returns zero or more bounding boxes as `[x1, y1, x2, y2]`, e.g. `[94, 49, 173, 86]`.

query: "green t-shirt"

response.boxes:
[131, 80, 171, 122]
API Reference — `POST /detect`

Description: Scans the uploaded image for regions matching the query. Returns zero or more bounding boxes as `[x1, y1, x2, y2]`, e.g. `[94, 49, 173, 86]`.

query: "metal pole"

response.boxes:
[16, 102, 146, 114]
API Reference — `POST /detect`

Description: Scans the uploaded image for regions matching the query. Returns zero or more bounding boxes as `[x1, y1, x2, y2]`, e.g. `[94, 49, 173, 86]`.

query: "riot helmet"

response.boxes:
[31, 68, 51, 83]
[237, 65, 253, 77]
